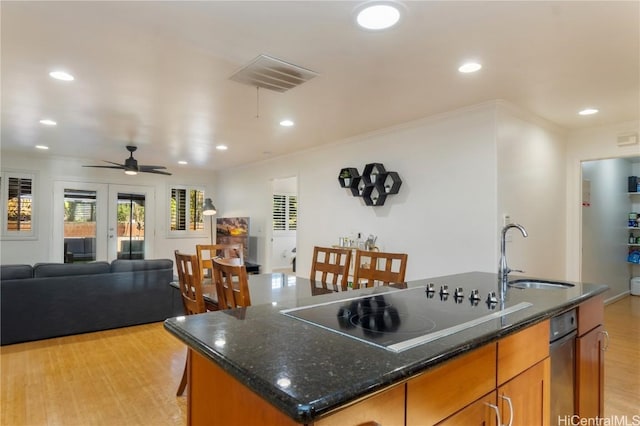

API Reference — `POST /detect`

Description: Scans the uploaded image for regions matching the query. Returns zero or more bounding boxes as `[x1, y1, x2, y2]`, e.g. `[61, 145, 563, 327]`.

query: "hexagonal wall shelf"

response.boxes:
[338, 163, 402, 206]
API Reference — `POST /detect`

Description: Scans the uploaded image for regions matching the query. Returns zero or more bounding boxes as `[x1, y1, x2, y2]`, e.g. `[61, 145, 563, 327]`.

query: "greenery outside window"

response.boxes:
[1, 171, 36, 239]
[169, 185, 206, 236]
[273, 194, 297, 232]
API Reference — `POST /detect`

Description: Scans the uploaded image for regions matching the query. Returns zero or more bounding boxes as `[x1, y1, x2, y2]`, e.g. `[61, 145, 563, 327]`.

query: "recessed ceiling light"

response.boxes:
[35, 145, 49, 150]
[39, 119, 57, 126]
[49, 71, 74, 81]
[216, 145, 228, 151]
[578, 108, 599, 116]
[178, 160, 188, 165]
[458, 62, 482, 73]
[356, 3, 401, 30]
[280, 119, 294, 127]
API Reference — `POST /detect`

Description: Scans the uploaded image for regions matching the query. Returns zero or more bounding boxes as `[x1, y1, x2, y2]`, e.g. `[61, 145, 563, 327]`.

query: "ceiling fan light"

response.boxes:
[124, 170, 138, 176]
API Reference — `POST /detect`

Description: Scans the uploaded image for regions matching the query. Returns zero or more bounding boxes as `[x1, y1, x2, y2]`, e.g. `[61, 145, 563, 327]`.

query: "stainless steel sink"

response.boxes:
[508, 279, 574, 290]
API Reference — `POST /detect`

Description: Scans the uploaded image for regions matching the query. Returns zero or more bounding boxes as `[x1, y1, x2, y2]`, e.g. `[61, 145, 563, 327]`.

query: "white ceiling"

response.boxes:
[2, 1, 638, 173]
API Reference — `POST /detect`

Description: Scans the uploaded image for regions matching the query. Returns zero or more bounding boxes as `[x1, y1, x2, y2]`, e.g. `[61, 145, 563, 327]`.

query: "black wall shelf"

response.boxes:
[338, 163, 402, 206]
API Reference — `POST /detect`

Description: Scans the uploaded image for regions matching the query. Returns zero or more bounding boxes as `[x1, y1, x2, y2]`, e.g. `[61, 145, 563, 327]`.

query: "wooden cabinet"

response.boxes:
[314, 385, 404, 426]
[495, 320, 550, 426]
[436, 392, 497, 426]
[406, 344, 497, 425]
[407, 320, 550, 426]
[576, 294, 607, 419]
[186, 297, 608, 426]
[189, 350, 299, 426]
[498, 358, 550, 426]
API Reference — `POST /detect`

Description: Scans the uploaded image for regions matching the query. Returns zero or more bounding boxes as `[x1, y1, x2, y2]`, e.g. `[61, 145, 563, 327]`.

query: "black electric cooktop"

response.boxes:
[281, 286, 531, 352]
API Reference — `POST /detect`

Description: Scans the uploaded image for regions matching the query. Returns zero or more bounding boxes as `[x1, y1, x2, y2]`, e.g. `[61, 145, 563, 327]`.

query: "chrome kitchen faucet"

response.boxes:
[499, 223, 528, 301]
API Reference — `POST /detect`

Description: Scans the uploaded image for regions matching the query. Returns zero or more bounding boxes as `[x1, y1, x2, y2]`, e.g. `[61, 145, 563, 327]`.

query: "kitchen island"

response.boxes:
[164, 272, 608, 425]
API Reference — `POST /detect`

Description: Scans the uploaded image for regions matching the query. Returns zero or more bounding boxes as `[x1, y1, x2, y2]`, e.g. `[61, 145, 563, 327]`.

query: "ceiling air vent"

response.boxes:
[229, 54, 318, 93]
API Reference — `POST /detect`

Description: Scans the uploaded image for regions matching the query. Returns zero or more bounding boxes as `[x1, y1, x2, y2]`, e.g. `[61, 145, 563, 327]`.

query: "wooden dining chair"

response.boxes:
[212, 257, 252, 309]
[310, 246, 353, 291]
[174, 250, 206, 396]
[195, 243, 243, 280]
[352, 250, 408, 289]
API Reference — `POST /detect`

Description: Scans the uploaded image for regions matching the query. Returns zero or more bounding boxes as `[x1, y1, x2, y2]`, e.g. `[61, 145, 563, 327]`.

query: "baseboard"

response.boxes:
[604, 290, 630, 305]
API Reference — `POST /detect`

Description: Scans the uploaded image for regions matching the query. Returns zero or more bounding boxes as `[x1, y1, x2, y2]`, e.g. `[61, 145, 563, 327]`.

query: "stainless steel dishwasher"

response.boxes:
[550, 309, 577, 423]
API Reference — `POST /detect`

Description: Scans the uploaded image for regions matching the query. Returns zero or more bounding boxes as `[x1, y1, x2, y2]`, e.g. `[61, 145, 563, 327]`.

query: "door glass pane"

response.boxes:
[117, 193, 145, 259]
[63, 189, 97, 263]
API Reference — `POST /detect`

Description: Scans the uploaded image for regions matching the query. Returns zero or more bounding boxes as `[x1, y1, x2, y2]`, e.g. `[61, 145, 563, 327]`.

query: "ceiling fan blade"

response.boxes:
[103, 160, 127, 167]
[141, 169, 172, 176]
[82, 146, 170, 175]
[82, 165, 125, 170]
[139, 165, 167, 171]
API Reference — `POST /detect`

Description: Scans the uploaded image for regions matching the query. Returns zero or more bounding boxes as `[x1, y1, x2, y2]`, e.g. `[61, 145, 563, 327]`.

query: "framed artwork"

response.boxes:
[216, 217, 250, 261]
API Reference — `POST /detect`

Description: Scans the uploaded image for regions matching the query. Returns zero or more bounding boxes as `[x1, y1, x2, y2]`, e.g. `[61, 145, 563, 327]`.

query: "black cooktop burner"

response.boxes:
[281, 286, 531, 352]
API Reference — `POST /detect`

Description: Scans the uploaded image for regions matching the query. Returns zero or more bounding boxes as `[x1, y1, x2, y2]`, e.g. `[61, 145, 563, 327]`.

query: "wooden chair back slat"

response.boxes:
[174, 249, 207, 396]
[212, 257, 251, 309]
[353, 250, 408, 289]
[196, 244, 243, 278]
[310, 246, 352, 291]
[174, 250, 206, 316]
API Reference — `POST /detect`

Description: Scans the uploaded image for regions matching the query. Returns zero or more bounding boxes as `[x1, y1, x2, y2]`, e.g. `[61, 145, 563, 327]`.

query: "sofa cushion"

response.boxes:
[1, 264, 33, 279]
[33, 262, 111, 278]
[111, 259, 172, 272]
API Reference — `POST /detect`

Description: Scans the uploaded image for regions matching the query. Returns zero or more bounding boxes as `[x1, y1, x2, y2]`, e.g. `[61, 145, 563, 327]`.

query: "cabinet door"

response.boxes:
[498, 358, 550, 426]
[406, 344, 496, 425]
[437, 391, 497, 426]
[576, 324, 605, 418]
[314, 384, 405, 426]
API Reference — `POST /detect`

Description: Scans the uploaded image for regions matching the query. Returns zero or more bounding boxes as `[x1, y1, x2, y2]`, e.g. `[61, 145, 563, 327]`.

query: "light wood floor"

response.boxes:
[603, 295, 640, 417]
[1, 296, 638, 425]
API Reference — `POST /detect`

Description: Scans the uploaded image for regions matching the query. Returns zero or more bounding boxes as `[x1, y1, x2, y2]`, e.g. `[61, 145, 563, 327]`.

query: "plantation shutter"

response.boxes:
[171, 188, 187, 231]
[273, 195, 286, 231]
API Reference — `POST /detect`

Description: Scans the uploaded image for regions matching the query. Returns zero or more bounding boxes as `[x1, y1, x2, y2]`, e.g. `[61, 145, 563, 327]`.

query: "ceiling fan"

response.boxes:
[83, 145, 172, 176]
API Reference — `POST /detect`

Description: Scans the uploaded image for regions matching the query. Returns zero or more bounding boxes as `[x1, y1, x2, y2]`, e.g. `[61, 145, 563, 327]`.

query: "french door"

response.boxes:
[52, 182, 155, 262]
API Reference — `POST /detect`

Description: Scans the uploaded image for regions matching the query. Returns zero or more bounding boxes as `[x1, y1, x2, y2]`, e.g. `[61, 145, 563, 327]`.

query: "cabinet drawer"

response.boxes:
[407, 343, 496, 426]
[497, 320, 549, 386]
[577, 295, 604, 336]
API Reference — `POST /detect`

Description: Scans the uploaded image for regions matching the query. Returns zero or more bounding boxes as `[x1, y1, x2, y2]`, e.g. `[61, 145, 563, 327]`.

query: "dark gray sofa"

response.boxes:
[0, 259, 183, 345]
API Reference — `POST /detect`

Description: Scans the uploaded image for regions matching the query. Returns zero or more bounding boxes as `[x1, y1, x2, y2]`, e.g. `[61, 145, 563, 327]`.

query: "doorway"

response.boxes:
[271, 176, 298, 274]
[581, 157, 640, 297]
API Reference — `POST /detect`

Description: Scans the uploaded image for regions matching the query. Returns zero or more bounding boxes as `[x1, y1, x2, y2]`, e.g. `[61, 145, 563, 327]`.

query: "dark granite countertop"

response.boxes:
[164, 271, 607, 423]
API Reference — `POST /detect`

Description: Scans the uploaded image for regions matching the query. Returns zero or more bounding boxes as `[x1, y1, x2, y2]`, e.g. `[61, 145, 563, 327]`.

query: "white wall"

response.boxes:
[565, 120, 640, 284]
[581, 158, 633, 298]
[495, 102, 568, 280]
[218, 102, 557, 281]
[0, 151, 216, 265]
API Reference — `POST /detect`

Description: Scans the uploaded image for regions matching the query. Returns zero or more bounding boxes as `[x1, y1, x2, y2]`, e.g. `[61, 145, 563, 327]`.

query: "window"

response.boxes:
[273, 194, 297, 232]
[1, 171, 36, 239]
[169, 186, 206, 236]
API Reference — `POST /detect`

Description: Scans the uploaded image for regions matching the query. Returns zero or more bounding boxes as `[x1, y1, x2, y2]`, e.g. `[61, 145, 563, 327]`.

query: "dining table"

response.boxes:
[170, 272, 358, 311]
